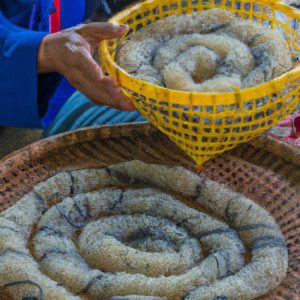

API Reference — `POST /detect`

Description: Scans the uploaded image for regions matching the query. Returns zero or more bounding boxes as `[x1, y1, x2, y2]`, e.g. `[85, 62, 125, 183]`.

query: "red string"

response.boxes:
[50, 0, 61, 33]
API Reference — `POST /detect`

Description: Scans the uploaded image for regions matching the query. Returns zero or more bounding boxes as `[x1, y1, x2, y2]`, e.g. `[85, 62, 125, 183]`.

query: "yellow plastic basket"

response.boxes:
[100, 0, 300, 167]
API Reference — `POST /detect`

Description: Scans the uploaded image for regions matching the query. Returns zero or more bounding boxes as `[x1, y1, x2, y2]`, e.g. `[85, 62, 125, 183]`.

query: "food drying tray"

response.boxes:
[0, 123, 298, 299]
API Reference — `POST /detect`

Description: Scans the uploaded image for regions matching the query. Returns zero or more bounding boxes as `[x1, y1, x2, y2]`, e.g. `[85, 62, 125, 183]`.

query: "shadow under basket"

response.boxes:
[0, 123, 299, 299]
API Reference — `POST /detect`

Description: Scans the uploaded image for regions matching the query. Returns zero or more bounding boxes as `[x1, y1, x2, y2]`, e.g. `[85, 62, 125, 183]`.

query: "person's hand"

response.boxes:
[38, 23, 135, 111]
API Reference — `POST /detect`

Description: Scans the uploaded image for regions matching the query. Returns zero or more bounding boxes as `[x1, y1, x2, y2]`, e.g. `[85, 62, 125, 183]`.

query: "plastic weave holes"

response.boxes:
[100, 0, 300, 166]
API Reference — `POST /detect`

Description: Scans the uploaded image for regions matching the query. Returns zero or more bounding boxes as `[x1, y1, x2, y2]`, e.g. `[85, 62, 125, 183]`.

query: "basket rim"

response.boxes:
[100, 0, 300, 100]
[0, 123, 299, 170]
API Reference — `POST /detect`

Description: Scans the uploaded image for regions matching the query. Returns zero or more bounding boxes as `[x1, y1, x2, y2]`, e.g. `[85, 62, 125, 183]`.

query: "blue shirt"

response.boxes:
[0, 0, 114, 128]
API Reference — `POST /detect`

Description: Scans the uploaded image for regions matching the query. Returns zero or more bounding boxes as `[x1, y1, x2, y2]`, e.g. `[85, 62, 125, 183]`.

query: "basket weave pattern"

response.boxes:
[100, 0, 300, 166]
[0, 124, 299, 299]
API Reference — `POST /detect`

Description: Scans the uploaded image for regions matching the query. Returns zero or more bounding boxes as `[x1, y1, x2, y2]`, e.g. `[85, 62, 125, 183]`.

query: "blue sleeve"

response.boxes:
[0, 10, 56, 128]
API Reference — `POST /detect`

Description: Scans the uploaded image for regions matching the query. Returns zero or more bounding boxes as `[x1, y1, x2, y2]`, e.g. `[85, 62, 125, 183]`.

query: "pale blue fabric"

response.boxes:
[44, 91, 147, 136]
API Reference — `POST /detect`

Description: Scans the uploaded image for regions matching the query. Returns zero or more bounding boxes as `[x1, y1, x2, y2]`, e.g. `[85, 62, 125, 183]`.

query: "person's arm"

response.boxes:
[0, 10, 49, 128]
[1, 3, 135, 128]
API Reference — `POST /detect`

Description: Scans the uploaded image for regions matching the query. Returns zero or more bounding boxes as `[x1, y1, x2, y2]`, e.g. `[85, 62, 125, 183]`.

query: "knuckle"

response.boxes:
[65, 33, 84, 46]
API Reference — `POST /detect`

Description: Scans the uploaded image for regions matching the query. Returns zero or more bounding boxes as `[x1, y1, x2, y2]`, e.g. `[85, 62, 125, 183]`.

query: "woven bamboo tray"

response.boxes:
[0, 123, 299, 299]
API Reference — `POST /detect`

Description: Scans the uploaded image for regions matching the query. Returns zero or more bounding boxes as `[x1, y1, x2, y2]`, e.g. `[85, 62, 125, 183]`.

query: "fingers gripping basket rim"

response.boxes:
[99, 0, 300, 166]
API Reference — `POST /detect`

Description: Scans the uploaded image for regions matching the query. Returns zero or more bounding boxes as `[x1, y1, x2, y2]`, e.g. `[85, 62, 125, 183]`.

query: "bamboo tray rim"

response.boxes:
[1, 123, 299, 169]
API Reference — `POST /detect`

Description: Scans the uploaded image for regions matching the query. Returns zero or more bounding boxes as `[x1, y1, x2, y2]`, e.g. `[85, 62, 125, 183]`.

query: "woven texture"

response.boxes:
[100, 0, 300, 166]
[0, 123, 299, 299]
